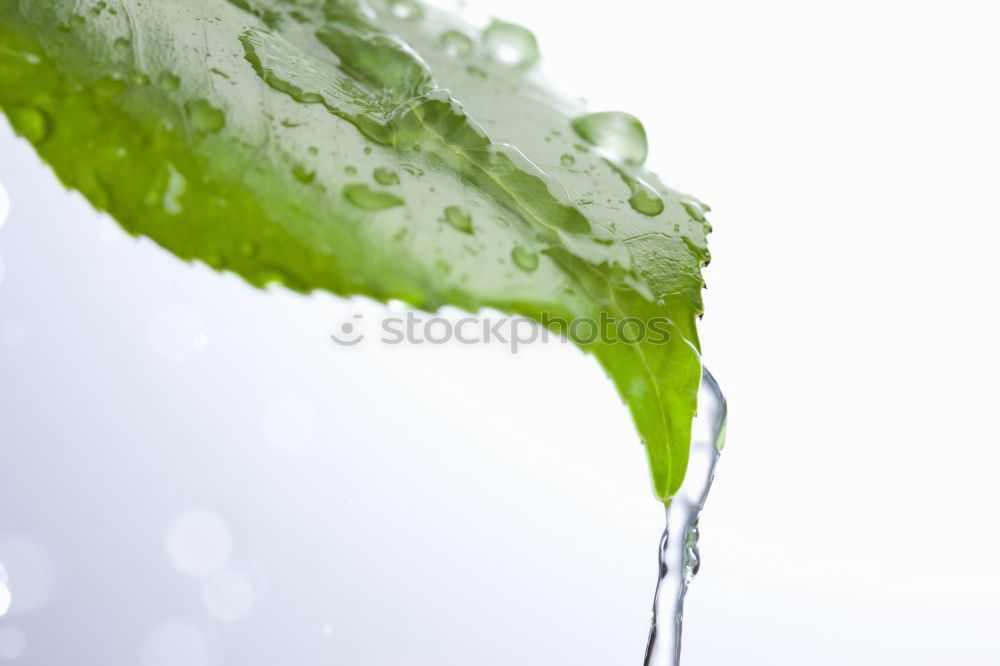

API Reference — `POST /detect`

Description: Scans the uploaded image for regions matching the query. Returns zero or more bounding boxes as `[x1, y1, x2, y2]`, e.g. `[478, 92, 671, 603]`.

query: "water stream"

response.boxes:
[643, 368, 727, 666]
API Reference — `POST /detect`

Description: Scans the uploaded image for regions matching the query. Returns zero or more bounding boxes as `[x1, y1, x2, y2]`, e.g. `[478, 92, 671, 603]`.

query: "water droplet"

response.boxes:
[307, 146, 319, 156]
[264, 393, 319, 451]
[8, 106, 51, 144]
[440, 30, 473, 57]
[141, 621, 210, 666]
[0, 627, 27, 660]
[202, 569, 255, 623]
[465, 64, 487, 79]
[159, 72, 181, 91]
[165, 510, 233, 578]
[292, 164, 316, 184]
[681, 200, 708, 222]
[344, 165, 357, 176]
[0, 537, 55, 614]
[388, 0, 422, 19]
[113, 37, 131, 52]
[571, 111, 648, 166]
[147, 302, 206, 362]
[343, 184, 404, 211]
[160, 164, 187, 216]
[93, 75, 126, 98]
[628, 181, 665, 217]
[435, 260, 452, 275]
[483, 20, 539, 67]
[560, 154, 576, 167]
[373, 167, 399, 185]
[443, 205, 473, 233]
[512, 246, 539, 272]
[185, 99, 225, 133]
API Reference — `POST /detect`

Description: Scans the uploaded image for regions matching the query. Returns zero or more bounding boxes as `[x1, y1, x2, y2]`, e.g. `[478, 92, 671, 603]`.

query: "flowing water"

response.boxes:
[643, 368, 727, 666]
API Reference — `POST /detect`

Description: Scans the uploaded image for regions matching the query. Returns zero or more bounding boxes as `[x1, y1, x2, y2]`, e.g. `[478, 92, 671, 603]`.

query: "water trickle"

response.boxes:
[440, 30, 473, 57]
[643, 368, 727, 666]
[483, 20, 539, 68]
[572, 111, 648, 166]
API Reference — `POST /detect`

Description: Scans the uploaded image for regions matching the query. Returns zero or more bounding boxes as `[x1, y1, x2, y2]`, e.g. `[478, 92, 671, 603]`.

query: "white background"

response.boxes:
[1, 0, 999, 664]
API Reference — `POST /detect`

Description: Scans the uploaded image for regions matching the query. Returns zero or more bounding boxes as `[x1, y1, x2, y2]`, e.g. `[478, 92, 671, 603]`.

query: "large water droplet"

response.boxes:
[628, 180, 665, 217]
[443, 205, 473, 233]
[512, 245, 539, 272]
[572, 111, 648, 166]
[343, 184, 404, 211]
[483, 20, 539, 67]
[560, 154, 576, 167]
[440, 30, 473, 57]
[185, 99, 225, 133]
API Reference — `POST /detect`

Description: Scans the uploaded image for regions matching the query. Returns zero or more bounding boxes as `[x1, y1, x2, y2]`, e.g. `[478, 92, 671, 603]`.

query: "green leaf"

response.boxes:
[0, 0, 713, 501]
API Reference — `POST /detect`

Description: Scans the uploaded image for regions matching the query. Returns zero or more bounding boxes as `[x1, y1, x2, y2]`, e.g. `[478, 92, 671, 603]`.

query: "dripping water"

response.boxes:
[643, 367, 727, 666]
